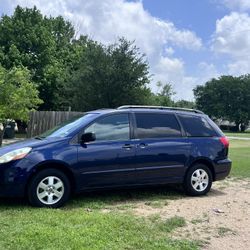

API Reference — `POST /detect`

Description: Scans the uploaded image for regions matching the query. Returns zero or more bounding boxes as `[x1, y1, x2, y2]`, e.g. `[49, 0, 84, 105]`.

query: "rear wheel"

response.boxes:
[28, 169, 70, 208]
[184, 164, 212, 196]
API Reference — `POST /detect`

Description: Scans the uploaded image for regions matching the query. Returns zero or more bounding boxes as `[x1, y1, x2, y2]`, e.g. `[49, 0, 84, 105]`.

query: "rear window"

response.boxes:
[178, 114, 217, 137]
[135, 113, 182, 139]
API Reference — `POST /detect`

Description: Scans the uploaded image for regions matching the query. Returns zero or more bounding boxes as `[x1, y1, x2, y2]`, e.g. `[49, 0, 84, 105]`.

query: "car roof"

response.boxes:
[88, 106, 205, 117]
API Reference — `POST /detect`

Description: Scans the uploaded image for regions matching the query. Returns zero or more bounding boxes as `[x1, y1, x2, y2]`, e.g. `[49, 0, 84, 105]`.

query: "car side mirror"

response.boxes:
[81, 132, 96, 143]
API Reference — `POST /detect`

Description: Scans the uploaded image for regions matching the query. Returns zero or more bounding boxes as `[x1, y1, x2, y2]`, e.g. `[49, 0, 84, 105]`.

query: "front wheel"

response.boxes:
[28, 169, 71, 208]
[184, 164, 212, 196]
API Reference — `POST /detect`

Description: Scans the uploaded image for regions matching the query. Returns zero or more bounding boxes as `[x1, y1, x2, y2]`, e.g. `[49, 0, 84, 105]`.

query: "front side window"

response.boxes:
[42, 113, 98, 138]
[85, 113, 130, 141]
[178, 114, 217, 137]
[135, 113, 182, 139]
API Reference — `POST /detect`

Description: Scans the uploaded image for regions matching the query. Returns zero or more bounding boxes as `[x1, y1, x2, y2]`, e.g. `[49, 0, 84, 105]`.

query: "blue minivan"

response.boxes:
[0, 106, 231, 207]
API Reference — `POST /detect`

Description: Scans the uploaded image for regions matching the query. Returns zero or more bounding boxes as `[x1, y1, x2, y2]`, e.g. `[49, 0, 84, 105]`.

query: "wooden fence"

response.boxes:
[27, 111, 84, 138]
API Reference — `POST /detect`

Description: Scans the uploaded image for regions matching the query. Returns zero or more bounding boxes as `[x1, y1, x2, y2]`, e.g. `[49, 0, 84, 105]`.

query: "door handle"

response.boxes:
[138, 143, 148, 148]
[122, 144, 133, 150]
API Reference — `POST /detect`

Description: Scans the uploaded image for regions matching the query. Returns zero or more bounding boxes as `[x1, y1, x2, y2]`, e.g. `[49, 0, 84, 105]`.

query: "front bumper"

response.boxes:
[0, 184, 25, 197]
[214, 158, 232, 181]
[0, 159, 32, 198]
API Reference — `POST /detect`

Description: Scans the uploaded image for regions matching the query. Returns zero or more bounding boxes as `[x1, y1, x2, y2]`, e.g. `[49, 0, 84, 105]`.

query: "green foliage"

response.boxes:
[194, 75, 250, 131]
[0, 66, 42, 145]
[149, 82, 176, 106]
[0, 6, 153, 111]
[61, 38, 151, 111]
[174, 99, 196, 109]
[148, 82, 196, 110]
[0, 5, 207, 114]
[0, 66, 42, 121]
[0, 6, 75, 110]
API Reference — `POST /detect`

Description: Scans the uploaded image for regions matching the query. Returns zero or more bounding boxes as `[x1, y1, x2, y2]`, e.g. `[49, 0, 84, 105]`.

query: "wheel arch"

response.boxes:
[186, 158, 215, 181]
[25, 160, 76, 196]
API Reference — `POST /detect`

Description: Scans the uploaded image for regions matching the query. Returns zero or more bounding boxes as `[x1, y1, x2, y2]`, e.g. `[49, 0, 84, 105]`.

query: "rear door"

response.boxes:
[76, 113, 137, 189]
[133, 112, 191, 184]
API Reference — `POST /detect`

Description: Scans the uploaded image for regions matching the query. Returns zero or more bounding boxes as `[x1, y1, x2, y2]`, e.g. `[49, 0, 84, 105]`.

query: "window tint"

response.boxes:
[85, 114, 130, 141]
[135, 113, 182, 139]
[178, 114, 217, 137]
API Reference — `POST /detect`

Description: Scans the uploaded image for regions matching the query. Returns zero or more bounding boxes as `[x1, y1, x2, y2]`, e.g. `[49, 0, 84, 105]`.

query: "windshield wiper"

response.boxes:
[35, 136, 44, 140]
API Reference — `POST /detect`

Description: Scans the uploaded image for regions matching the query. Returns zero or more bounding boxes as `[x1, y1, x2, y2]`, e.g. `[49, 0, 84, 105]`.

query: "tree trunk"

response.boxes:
[235, 122, 240, 132]
[0, 123, 6, 147]
[240, 123, 246, 132]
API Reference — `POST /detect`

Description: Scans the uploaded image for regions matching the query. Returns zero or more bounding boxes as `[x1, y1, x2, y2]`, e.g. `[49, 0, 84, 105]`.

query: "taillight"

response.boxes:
[220, 136, 229, 148]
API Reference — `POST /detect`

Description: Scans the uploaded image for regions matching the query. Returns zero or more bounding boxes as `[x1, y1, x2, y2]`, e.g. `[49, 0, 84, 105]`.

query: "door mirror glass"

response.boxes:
[81, 132, 96, 143]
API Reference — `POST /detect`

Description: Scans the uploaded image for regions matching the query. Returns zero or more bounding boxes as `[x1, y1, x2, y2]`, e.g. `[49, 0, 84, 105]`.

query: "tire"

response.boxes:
[27, 169, 71, 208]
[183, 164, 212, 196]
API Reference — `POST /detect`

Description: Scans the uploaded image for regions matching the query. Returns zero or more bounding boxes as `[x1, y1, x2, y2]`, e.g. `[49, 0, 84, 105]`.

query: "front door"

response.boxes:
[77, 113, 136, 189]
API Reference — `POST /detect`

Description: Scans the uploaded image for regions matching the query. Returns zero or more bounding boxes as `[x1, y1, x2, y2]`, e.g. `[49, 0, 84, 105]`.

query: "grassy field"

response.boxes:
[0, 188, 197, 250]
[224, 131, 250, 138]
[0, 207, 194, 250]
[229, 139, 250, 177]
[0, 138, 249, 250]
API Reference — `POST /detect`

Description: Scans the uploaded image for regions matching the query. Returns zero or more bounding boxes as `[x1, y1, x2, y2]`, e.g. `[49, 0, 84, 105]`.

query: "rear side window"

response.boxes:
[135, 113, 182, 139]
[178, 114, 217, 137]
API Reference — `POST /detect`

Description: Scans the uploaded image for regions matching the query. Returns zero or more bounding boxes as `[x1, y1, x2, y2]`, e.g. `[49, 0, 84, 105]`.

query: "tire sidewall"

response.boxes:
[184, 164, 212, 196]
[28, 169, 70, 208]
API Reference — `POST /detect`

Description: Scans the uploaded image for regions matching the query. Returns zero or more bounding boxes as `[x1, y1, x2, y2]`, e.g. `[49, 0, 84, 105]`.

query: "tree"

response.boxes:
[0, 66, 42, 146]
[0, 6, 75, 110]
[194, 75, 250, 131]
[149, 82, 175, 106]
[174, 100, 196, 109]
[61, 38, 151, 111]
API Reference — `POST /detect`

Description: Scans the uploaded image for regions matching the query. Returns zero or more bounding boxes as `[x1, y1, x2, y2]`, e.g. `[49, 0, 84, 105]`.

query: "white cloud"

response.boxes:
[3, 0, 203, 99]
[227, 60, 250, 75]
[174, 62, 220, 100]
[212, 12, 250, 75]
[220, 0, 250, 11]
[212, 12, 250, 58]
[196, 62, 220, 86]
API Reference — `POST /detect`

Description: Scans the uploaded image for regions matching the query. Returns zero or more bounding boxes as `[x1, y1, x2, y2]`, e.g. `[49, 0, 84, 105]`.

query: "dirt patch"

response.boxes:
[101, 178, 250, 249]
[131, 178, 250, 249]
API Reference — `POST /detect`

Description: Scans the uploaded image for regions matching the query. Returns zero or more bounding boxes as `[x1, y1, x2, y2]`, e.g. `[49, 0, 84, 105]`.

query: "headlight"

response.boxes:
[0, 147, 32, 164]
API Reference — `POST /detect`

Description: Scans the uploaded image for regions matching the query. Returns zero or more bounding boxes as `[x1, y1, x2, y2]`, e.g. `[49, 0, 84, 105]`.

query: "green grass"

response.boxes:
[67, 186, 182, 211]
[15, 133, 27, 139]
[0, 188, 197, 250]
[159, 216, 186, 233]
[0, 207, 195, 250]
[224, 131, 250, 138]
[217, 227, 235, 237]
[229, 139, 250, 177]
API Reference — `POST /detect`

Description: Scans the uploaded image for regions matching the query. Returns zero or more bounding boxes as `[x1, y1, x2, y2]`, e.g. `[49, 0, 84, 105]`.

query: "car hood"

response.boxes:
[0, 137, 68, 156]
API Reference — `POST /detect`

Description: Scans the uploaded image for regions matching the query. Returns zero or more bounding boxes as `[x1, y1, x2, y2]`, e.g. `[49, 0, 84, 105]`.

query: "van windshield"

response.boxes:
[39, 113, 98, 138]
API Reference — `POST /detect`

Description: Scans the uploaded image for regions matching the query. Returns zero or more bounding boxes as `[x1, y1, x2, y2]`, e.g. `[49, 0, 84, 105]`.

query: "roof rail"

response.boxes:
[117, 105, 204, 114]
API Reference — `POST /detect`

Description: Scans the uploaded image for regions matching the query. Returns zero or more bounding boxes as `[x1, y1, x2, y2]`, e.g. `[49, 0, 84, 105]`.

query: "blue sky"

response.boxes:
[143, 0, 228, 81]
[144, 0, 226, 39]
[1, 0, 250, 100]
